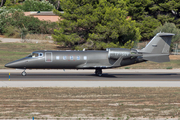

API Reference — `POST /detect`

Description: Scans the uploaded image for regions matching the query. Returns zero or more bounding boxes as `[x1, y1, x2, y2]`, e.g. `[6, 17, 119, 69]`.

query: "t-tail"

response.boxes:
[138, 33, 175, 62]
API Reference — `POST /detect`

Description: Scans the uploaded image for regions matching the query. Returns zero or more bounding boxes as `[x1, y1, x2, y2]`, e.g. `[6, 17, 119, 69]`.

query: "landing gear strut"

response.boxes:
[21, 69, 27, 76]
[95, 69, 102, 76]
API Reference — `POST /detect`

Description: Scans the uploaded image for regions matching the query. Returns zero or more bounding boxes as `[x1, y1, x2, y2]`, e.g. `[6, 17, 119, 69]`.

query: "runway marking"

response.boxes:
[9, 73, 10, 81]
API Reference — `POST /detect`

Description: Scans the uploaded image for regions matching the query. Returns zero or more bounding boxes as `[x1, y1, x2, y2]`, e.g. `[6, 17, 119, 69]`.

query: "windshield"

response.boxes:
[27, 52, 43, 57]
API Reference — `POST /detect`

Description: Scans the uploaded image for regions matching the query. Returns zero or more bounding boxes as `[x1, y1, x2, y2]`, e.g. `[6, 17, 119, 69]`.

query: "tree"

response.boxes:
[127, 0, 153, 21]
[4, 0, 14, 6]
[138, 16, 161, 40]
[53, 0, 141, 50]
[48, 0, 62, 11]
[154, 22, 180, 45]
[0, 0, 4, 7]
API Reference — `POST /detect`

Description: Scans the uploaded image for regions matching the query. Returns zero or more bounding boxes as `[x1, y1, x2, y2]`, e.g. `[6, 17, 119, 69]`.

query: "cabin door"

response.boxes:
[45, 52, 53, 62]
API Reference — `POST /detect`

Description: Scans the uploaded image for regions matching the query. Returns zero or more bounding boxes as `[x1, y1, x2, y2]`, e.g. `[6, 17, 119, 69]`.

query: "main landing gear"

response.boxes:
[95, 69, 102, 76]
[21, 69, 27, 76]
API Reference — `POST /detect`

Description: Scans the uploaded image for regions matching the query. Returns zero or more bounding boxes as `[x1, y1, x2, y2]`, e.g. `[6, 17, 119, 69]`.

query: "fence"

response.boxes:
[21, 33, 54, 43]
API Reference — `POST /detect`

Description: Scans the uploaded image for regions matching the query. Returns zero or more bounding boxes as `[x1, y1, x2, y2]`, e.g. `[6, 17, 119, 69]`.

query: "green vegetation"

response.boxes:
[0, 87, 179, 119]
[137, 16, 161, 40]
[166, 66, 173, 69]
[2, 0, 55, 11]
[154, 22, 180, 46]
[0, 7, 23, 33]
[124, 67, 130, 69]
[127, 0, 180, 40]
[20, 0, 55, 11]
[52, 0, 180, 49]
[0, 7, 57, 35]
[53, 0, 141, 50]
[3, 25, 21, 38]
[1, 0, 180, 50]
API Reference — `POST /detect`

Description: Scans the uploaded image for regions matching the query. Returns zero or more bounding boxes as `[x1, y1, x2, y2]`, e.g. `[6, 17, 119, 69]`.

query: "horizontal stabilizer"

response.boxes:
[130, 54, 143, 57]
[143, 54, 169, 63]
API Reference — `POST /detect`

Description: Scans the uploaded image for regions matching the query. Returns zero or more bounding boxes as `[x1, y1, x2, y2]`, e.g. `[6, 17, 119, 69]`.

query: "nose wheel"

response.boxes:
[21, 70, 27, 76]
[95, 69, 102, 76]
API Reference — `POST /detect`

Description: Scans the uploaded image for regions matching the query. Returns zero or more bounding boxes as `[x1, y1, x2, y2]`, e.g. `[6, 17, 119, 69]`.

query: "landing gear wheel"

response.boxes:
[95, 69, 102, 77]
[21, 71, 26, 76]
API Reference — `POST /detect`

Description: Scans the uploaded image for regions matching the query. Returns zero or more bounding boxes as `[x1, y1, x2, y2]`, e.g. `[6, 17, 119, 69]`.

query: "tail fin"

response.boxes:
[139, 33, 175, 62]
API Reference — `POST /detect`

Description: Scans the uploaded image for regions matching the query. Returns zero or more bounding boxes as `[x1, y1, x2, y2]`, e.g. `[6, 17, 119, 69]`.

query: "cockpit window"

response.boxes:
[27, 52, 43, 57]
[32, 53, 39, 57]
[27, 54, 32, 57]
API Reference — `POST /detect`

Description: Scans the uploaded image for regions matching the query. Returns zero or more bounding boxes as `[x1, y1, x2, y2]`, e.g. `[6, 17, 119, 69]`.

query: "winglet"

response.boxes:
[111, 56, 123, 67]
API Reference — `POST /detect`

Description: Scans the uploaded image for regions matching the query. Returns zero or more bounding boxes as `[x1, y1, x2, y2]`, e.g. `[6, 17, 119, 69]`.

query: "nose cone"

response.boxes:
[5, 63, 12, 68]
[5, 61, 23, 68]
[5, 58, 27, 68]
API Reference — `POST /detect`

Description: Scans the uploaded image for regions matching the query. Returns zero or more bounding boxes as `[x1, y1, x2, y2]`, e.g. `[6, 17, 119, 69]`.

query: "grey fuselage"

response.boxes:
[5, 33, 175, 70]
[5, 49, 145, 69]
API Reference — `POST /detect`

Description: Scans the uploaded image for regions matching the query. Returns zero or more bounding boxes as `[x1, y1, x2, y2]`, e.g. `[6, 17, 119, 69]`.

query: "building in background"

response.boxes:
[24, 11, 63, 22]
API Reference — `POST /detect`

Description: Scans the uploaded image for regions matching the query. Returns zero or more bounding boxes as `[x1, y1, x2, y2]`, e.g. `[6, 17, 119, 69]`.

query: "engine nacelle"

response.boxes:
[106, 48, 138, 59]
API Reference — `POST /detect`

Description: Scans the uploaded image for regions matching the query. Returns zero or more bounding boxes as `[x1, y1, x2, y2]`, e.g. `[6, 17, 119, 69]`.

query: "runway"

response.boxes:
[0, 69, 180, 87]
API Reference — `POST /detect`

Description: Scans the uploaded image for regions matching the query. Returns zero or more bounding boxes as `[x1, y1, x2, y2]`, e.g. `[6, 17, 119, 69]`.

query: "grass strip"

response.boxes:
[0, 87, 179, 119]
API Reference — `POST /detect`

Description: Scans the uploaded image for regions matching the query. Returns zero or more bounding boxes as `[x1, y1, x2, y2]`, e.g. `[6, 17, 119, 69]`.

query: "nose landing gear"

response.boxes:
[21, 69, 27, 76]
[95, 69, 102, 76]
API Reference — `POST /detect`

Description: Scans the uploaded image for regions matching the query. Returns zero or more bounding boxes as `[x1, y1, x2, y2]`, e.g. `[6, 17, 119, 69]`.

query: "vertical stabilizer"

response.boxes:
[141, 33, 174, 54]
[139, 33, 175, 62]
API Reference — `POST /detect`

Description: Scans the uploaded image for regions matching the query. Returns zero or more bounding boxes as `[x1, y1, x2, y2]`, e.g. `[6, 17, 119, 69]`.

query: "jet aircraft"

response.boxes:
[5, 33, 174, 76]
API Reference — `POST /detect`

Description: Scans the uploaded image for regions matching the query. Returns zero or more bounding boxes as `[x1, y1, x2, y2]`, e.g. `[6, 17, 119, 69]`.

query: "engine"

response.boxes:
[106, 48, 138, 59]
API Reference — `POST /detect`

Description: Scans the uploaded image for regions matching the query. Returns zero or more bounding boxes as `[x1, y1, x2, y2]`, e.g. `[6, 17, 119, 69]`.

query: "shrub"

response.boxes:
[125, 67, 130, 69]
[11, 12, 57, 34]
[0, 7, 58, 35]
[166, 66, 173, 69]
[0, 6, 23, 33]
[21, 0, 55, 11]
[4, 25, 21, 38]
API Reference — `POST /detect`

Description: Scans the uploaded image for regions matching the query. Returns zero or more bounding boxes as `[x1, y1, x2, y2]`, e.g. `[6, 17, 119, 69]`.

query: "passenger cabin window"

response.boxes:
[84, 56, 87, 60]
[77, 56, 80, 60]
[63, 56, 67, 60]
[56, 56, 60, 60]
[70, 56, 73, 60]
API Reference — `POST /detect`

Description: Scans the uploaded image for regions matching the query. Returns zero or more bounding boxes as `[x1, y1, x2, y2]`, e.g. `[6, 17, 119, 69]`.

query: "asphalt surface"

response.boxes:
[0, 69, 180, 87]
[0, 71, 180, 81]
